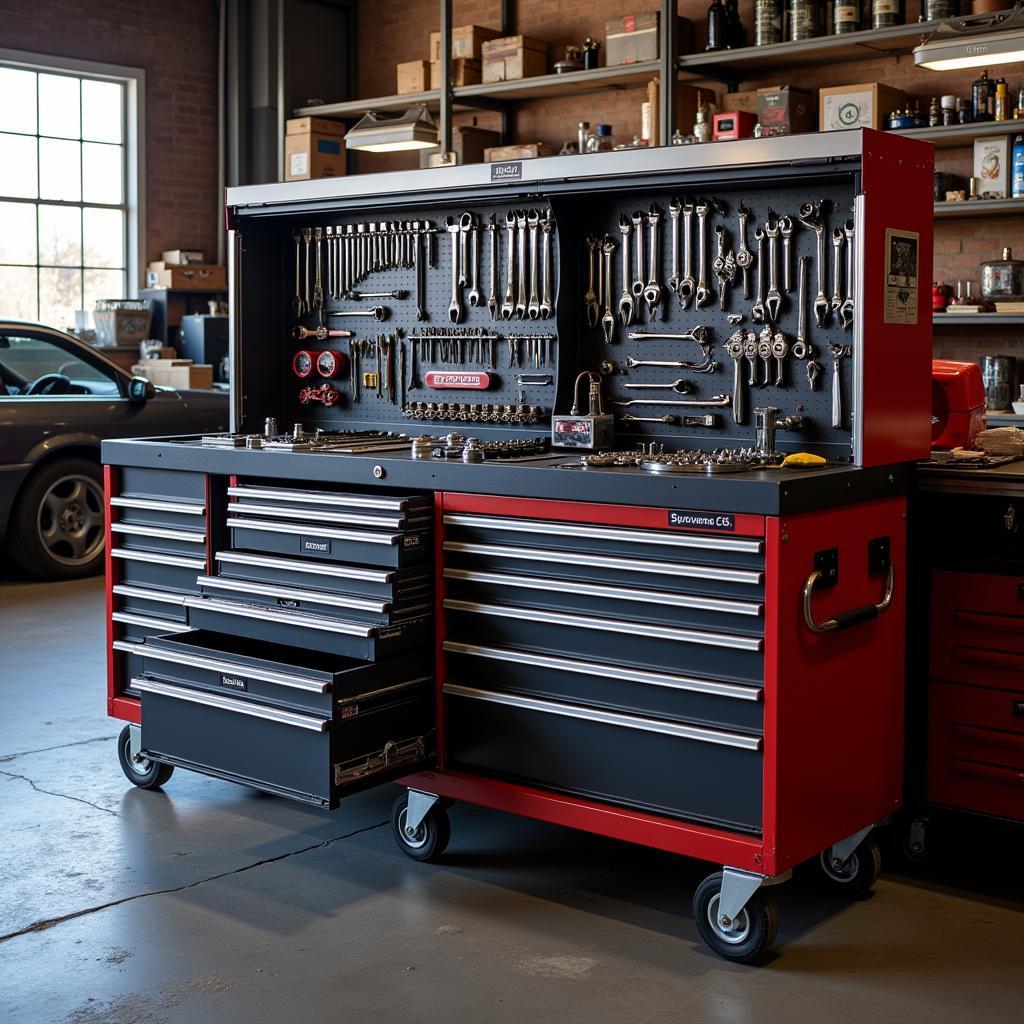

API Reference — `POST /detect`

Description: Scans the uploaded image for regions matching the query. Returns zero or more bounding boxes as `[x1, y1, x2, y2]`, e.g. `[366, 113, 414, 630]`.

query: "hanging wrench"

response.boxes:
[502, 211, 516, 320]
[610, 395, 731, 408]
[780, 216, 794, 293]
[831, 227, 845, 318]
[540, 213, 554, 319]
[743, 330, 759, 388]
[667, 197, 682, 299]
[643, 203, 662, 320]
[796, 255, 810, 356]
[678, 198, 695, 309]
[527, 210, 541, 319]
[486, 215, 498, 321]
[829, 343, 851, 428]
[621, 379, 695, 393]
[445, 216, 462, 324]
[601, 236, 617, 344]
[327, 306, 387, 321]
[631, 210, 645, 301]
[713, 225, 732, 311]
[626, 354, 719, 372]
[458, 212, 472, 286]
[467, 220, 482, 308]
[292, 231, 304, 317]
[725, 330, 746, 424]
[751, 228, 766, 323]
[628, 326, 710, 344]
[324, 226, 335, 300]
[735, 204, 753, 301]
[807, 359, 823, 391]
[764, 216, 782, 323]
[312, 227, 324, 313]
[840, 219, 855, 330]
[617, 216, 634, 327]
[771, 331, 789, 386]
[301, 227, 312, 315]
[515, 210, 528, 319]
[694, 200, 713, 309]
[799, 201, 830, 328]
[757, 327, 773, 387]
[583, 234, 599, 329]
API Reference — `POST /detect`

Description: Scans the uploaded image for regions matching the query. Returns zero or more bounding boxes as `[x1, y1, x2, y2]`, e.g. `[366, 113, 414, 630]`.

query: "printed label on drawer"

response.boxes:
[220, 674, 248, 691]
[301, 536, 332, 555]
[340, 704, 359, 719]
[378, 626, 403, 639]
[667, 509, 735, 532]
[1015, 701, 1024, 717]
[403, 534, 423, 549]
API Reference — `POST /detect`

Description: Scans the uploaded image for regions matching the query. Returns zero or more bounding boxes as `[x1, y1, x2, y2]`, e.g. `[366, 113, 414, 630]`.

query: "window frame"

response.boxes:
[0, 48, 146, 308]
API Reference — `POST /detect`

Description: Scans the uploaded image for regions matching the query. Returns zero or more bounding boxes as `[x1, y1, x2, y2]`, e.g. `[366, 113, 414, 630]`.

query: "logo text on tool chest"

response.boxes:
[667, 509, 735, 532]
[301, 536, 332, 554]
[490, 161, 522, 182]
[220, 674, 247, 691]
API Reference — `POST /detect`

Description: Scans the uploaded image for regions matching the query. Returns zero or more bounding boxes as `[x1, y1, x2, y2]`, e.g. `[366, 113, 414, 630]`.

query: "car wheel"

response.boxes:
[6, 457, 105, 580]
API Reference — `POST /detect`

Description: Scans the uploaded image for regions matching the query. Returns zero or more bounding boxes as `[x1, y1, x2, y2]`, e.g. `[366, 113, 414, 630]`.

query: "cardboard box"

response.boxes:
[396, 60, 429, 94]
[160, 249, 203, 265]
[284, 120, 345, 182]
[483, 142, 557, 162]
[719, 89, 759, 116]
[421, 124, 500, 167]
[645, 79, 715, 146]
[285, 116, 345, 137]
[713, 110, 757, 142]
[757, 86, 816, 136]
[819, 83, 906, 131]
[606, 12, 692, 66]
[145, 264, 227, 291]
[975, 136, 1011, 198]
[482, 35, 547, 83]
[131, 358, 214, 390]
[430, 58, 482, 89]
[430, 25, 501, 62]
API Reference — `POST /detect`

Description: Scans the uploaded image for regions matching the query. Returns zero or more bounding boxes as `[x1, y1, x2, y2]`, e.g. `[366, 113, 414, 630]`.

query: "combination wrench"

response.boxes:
[601, 236, 617, 344]
[610, 395, 731, 408]
[678, 199, 695, 309]
[831, 227, 845, 319]
[515, 210, 528, 319]
[302, 227, 312, 315]
[630, 210, 645, 302]
[458, 212, 472, 286]
[292, 231, 303, 316]
[764, 217, 782, 323]
[584, 235, 599, 329]
[694, 200, 712, 309]
[840, 219, 855, 329]
[312, 227, 324, 315]
[725, 330, 745, 424]
[327, 306, 387, 321]
[617, 216, 634, 326]
[780, 215, 794, 293]
[751, 228, 766, 323]
[794, 255, 811, 358]
[540, 214, 554, 320]
[628, 326, 710, 344]
[735, 204, 753, 301]
[527, 210, 541, 319]
[486, 215, 498, 321]
[798, 201, 830, 327]
[445, 216, 462, 323]
[502, 211, 517, 320]
[324, 226, 334, 300]
[467, 220, 482, 308]
[829, 342, 851, 428]
[643, 203, 662, 320]
[626, 353, 719, 372]
[621, 379, 695, 394]
[667, 197, 682, 300]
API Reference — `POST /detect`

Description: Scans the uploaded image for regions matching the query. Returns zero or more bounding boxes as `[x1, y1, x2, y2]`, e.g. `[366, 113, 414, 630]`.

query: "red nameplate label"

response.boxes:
[424, 371, 492, 389]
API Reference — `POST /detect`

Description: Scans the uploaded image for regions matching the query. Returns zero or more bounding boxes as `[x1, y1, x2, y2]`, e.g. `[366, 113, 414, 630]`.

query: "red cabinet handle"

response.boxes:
[802, 564, 894, 635]
[952, 724, 1024, 752]
[953, 759, 1024, 788]
[954, 646, 1024, 672]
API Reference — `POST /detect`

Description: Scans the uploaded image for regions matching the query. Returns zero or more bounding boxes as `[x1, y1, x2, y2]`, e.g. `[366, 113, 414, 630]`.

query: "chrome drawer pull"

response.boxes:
[443, 599, 763, 652]
[215, 550, 396, 583]
[443, 513, 763, 555]
[226, 518, 398, 546]
[113, 639, 331, 692]
[110, 497, 205, 515]
[184, 595, 376, 636]
[442, 642, 762, 702]
[444, 683, 762, 750]
[443, 567, 763, 617]
[111, 549, 206, 570]
[228, 485, 413, 512]
[228, 501, 408, 531]
[196, 575, 389, 614]
[111, 523, 205, 544]
[112, 584, 188, 607]
[443, 541, 764, 586]
[112, 611, 184, 632]
[132, 677, 328, 732]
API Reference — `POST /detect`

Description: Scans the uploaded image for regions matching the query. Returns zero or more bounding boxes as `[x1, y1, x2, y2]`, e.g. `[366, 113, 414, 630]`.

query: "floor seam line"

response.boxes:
[0, 768, 120, 817]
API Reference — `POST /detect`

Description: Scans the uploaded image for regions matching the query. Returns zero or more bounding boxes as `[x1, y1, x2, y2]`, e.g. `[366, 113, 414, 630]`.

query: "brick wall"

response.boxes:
[3, 0, 220, 268]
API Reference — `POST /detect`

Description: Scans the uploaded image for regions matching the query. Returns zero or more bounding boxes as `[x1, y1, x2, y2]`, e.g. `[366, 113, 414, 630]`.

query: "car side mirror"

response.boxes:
[127, 375, 155, 403]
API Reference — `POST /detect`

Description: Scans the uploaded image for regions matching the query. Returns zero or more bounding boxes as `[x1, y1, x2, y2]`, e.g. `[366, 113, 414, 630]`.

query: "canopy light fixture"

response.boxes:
[914, 5, 1024, 70]
[344, 104, 439, 153]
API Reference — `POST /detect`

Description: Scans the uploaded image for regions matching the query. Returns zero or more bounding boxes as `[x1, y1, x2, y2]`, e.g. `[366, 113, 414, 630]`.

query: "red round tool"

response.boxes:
[292, 350, 314, 378]
[316, 349, 348, 378]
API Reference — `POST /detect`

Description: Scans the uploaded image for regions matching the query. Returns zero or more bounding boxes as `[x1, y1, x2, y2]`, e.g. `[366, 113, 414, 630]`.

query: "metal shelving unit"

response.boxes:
[899, 118, 1024, 149]
[934, 313, 1024, 327]
[935, 198, 1024, 219]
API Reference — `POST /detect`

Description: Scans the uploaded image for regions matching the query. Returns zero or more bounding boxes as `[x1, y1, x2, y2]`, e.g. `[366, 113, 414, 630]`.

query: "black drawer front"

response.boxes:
[119, 466, 206, 501]
[444, 643, 763, 732]
[113, 549, 207, 593]
[444, 600, 764, 683]
[229, 522, 429, 568]
[919, 492, 1024, 573]
[112, 585, 188, 624]
[110, 495, 207, 532]
[110, 522, 207, 558]
[445, 686, 763, 832]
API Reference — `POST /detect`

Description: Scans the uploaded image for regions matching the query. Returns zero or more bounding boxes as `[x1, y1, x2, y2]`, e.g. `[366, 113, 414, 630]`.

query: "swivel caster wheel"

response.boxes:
[693, 871, 779, 964]
[811, 834, 882, 898]
[896, 818, 930, 866]
[391, 792, 451, 863]
[117, 725, 174, 790]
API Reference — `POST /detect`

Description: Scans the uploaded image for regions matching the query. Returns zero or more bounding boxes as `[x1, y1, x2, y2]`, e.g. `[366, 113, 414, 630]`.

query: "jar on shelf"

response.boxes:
[755, 0, 783, 44]
[832, 0, 861, 34]
[787, 0, 825, 41]
[981, 247, 1024, 302]
[871, 0, 904, 29]
[587, 124, 616, 152]
[924, 0, 958, 19]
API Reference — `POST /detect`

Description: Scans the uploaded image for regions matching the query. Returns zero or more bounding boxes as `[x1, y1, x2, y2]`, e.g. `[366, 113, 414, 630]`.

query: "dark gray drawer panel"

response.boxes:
[110, 496, 206, 532]
[112, 584, 189, 624]
[229, 521, 429, 568]
[113, 549, 206, 593]
[443, 599, 764, 683]
[119, 466, 206, 501]
[111, 522, 206, 557]
[444, 642, 763, 732]
[445, 686, 763, 833]
[231, 482, 431, 516]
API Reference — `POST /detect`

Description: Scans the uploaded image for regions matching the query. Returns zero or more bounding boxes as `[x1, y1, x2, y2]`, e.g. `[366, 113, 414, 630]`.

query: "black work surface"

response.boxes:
[102, 437, 908, 516]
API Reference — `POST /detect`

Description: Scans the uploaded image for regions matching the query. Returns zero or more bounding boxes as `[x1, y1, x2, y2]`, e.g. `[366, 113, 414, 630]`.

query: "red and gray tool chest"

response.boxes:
[103, 130, 934, 963]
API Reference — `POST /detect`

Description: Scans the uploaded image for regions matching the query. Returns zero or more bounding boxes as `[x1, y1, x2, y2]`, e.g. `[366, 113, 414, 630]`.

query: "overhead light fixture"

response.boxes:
[344, 104, 439, 153]
[914, 5, 1024, 71]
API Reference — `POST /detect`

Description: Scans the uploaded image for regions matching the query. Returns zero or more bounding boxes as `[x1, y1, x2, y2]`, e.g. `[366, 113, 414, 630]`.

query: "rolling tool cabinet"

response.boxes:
[103, 130, 933, 963]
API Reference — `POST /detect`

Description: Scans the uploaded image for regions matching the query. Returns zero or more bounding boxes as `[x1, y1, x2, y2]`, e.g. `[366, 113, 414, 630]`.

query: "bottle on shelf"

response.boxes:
[754, 0, 783, 44]
[577, 121, 590, 155]
[929, 96, 941, 127]
[925, 0, 958, 19]
[1013, 135, 1024, 198]
[725, 0, 746, 47]
[940, 94, 957, 126]
[1016, 84, 1024, 119]
[832, 0, 862, 33]
[787, 0, 825, 41]
[693, 92, 713, 142]
[588, 124, 616, 153]
[707, 0, 727, 51]
[582, 37, 601, 70]
[996, 78, 1008, 121]
[871, 0, 904, 29]
[972, 69, 993, 122]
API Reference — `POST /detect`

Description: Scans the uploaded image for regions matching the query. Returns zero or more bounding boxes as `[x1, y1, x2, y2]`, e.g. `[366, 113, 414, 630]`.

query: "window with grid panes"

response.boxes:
[0, 64, 130, 329]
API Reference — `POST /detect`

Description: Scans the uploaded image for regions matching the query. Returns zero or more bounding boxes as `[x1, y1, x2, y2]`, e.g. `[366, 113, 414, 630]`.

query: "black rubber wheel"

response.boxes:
[693, 871, 780, 964]
[6, 457, 105, 579]
[896, 819, 931, 866]
[391, 792, 451, 862]
[812, 835, 882, 898]
[117, 725, 174, 790]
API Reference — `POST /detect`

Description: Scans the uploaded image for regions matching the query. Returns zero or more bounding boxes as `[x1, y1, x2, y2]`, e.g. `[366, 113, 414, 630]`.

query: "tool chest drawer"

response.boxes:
[109, 494, 206, 532]
[444, 641, 763, 732]
[929, 570, 1024, 692]
[110, 521, 206, 557]
[112, 548, 207, 593]
[444, 684, 763, 833]
[927, 680, 1024, 822]
[112, 584, 188, 624]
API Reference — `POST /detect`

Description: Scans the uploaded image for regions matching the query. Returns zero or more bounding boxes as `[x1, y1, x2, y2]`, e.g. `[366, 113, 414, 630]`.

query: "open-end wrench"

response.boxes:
[467, 221, 482, 308]
[764, 217, 781, 323]
[458, 212, 472, 285]
[643, 203, 662, 320]
[584, 234, 599, 328]
[796, 255, 810, 355]
[617, 216, 634, 327]
[713, 225, 730, 311]
[831, 227, 845, 318]
[527, 210, 541, 319]
[622, 379, 695, 393]
[780, 216, 794, 293]
[601, 236, 617, 344]
[694, 200, 713, 309]
[626, 354, 719, 372]
[735, 204, 753, 301]
[302, 227, 312, 315]
[799, 201, 830, 327]
[629, 326, 710, 344]
[515, 210, 528, 319]
[312, 227, 324, 314]
[445, 216, 462, 324]
[610, 395, 731, 408]
[346, 290, 406, 300]
[771, 331, 789, 386]
[540, 213, 554, 319]
[327, 306, 387, 321]
[840, 219, 855, 330]
[725, 330, 745, 424]
[829, 342, 851, 428]
[751, 228, 766, 323]
[292, 231, 303, 316]
[502, 211, 516, 320]
[620, 413, 680, 424]
[631, 210, 645, 301]
[678, 199, 695, 309]
[486, 215, 498, 321]
[667, 197, 682, 299]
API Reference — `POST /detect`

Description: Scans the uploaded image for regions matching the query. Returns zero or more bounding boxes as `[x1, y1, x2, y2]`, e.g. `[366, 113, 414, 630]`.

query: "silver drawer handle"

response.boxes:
[443, 540, 764, 586]
[215, 550, 396, 583]
[443, 568, 763, 618]
[443, 513, 764, 555]
[184, 595, 376, 637]
[229, 501, 408, 530]
[111, 548, 206, 570]
[111, 523, 205, 544]
[196, 575, 388, 614]
[228, 485, 415, 512]
[113, 611, 184, 632]
[113, 639, 330, 693]
[442, 642, 762, 702]
[444, 683, 762, 750]
[112, 584, 188, 607]
[110, 497, 205, 515]
[227, 518, 398, 546]
[443, 599, 763, 652]
[132, 677, 328, 732]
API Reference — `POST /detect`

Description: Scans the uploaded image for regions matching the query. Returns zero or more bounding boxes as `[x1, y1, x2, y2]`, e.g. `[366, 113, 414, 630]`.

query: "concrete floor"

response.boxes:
[1, 577, 1022, 1024]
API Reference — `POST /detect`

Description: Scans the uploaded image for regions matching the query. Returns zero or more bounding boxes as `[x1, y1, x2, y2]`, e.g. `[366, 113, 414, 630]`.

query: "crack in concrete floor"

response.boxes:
[0, 733, 118, 764]
[0, 767, 121, 817]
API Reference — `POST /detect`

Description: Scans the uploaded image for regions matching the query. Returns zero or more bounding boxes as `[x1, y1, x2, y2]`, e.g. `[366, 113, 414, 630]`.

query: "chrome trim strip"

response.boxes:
[443, 567, 762, 617]
[442, 599, 763, 651]
[226, 518, 398, 545]
[442, 540, 764, 585]
[442, 513, 763, 554]
[443, 683, 762, 750]
[110, 523, 205, 543]
[228, 500, 409, 530]
[132, 677, 329, 732]
[110, 497, 205, 515]
[442, 642, 762, 702]
[196, 574, 389, 613]
[215, 550, 396, 583]
[852, 191, 866, 467]
[110, 549, 206, 570]
[227, 485, 414, 511]
[112, 611, 183, 631]
[112, 584, 188, 607]
[184, 595, 376, 636]
[336, 675, 433, 704]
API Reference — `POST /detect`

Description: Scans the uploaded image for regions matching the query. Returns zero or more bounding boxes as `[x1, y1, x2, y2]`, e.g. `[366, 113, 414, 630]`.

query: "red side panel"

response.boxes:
[105, 464, 140, 724]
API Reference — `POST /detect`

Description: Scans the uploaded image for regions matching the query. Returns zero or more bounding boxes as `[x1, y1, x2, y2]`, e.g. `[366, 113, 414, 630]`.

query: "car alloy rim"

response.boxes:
[37, 474, 104, 566]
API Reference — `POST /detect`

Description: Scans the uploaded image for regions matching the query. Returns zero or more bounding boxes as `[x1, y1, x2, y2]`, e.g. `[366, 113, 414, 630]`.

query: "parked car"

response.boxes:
[0, 320, 228, 580]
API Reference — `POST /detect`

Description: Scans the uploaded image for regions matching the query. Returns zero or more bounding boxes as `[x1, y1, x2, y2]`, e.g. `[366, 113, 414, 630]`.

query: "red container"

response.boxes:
[931, 359, 986, 449]
[713, 110, 757, 142]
